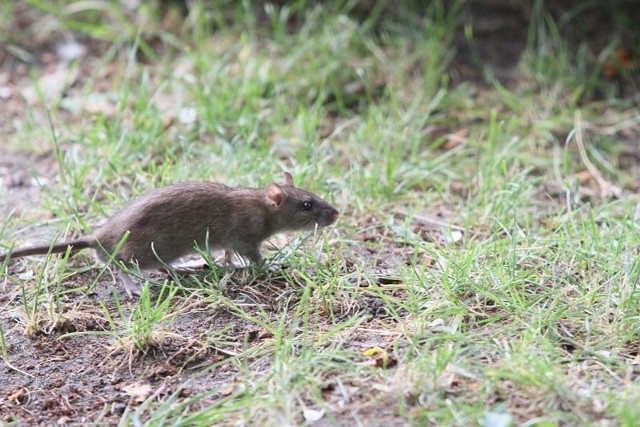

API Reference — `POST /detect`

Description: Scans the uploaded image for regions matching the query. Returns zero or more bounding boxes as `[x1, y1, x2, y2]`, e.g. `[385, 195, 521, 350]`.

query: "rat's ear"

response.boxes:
[266, 184, 287, 207]
[283, 171, 294, 187]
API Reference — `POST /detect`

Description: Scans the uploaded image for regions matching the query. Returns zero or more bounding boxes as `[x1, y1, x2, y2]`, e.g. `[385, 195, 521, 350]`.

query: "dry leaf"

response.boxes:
[572, 170, 593, 184]
[122, 382, 152, 403]
[604, 48, 634, 79]
[303, 408, 325, 423]
[56, 40, 87, 61]
[363, 346, 397, 369]
[363, 346, 387, 358]
[7, 388, 27, 404]
[445, 230, 464, 244]
[220, 379, 246, 396]
[444, 128, 469, 150]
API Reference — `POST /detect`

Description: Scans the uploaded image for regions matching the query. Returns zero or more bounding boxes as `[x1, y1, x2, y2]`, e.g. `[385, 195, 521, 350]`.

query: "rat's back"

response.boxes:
[93, 182, 236, 268]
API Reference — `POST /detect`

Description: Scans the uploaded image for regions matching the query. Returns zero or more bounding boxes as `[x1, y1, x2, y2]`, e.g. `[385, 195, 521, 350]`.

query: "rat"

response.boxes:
[0, 172, 338, 290]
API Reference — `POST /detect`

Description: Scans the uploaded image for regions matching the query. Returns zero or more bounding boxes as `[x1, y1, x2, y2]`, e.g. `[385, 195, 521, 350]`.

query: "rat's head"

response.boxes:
[264, 172, 338, 232]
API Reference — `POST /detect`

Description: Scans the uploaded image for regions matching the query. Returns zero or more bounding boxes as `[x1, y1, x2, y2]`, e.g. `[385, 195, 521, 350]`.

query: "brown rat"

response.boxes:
[0, 172, 338, 273]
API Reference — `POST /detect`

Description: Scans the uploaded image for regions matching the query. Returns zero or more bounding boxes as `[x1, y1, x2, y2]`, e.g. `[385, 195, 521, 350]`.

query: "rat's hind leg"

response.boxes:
[235, 246, 263, 268]
[224, 250, 233, 266]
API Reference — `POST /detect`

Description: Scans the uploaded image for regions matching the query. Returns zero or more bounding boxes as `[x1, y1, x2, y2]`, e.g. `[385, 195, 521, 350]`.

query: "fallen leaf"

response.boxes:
[482, 409, 512, 427]
[363, 346, 387, 358]
[363, 346, 397, 369]
[56, 416, 71, 425]
[444, 128, 469, 150]
[572, 170, 593, 184]
[303, 408, 325, 423]
[445, 230, 464, 244]
[56, 39, 87, 61]
[122, 382, 152, 403]
[604, 48, 633, 79]
[220, 379, 246, 396]
[7, 387, 28, 404]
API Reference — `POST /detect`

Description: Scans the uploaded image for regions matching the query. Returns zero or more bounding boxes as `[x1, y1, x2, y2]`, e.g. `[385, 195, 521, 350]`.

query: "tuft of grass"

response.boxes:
[100, 281, 182, 357]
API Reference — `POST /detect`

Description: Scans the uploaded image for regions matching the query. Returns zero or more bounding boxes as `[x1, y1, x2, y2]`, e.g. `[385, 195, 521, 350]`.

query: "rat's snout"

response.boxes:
[323, 207, 339, 226]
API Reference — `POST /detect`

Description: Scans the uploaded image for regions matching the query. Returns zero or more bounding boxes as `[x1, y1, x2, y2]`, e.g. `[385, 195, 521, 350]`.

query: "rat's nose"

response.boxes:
[327, 207, 339, 225]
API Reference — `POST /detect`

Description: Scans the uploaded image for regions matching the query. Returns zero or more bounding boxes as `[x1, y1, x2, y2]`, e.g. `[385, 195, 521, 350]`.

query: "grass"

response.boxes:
[1, 0, 640, 425]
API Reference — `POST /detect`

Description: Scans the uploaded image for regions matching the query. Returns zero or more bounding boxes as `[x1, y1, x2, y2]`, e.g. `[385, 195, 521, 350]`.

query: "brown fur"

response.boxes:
[0, 173, 338, 270]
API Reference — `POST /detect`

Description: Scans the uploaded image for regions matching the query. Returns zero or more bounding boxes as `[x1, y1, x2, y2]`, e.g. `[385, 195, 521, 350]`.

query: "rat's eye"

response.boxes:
[302, 201, 313, 211]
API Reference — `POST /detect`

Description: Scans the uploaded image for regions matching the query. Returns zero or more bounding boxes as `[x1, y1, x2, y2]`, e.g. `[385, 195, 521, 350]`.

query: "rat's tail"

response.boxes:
[0, 238, 95, 263]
